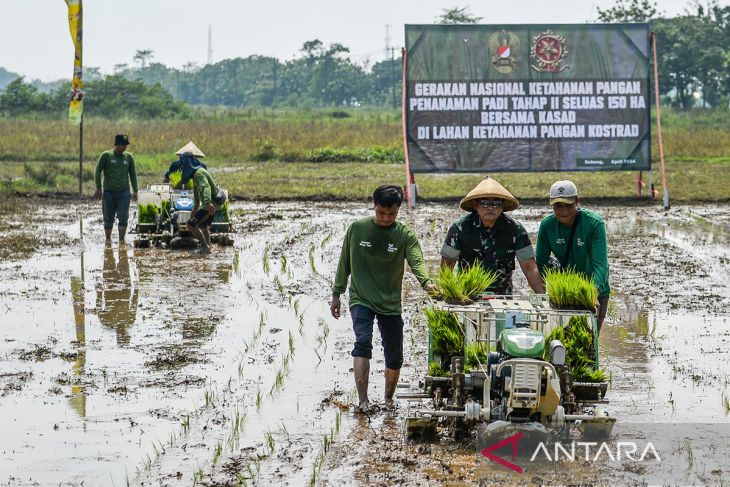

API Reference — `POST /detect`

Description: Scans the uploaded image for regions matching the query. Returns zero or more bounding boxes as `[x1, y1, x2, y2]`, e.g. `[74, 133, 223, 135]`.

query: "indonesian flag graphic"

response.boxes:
[498, 45, 511, 59]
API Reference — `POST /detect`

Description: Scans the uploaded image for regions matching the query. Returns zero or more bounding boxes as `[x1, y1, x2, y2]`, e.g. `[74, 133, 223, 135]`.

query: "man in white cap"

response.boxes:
[535, 180, 610, 331]
[440, 177, 544, 295]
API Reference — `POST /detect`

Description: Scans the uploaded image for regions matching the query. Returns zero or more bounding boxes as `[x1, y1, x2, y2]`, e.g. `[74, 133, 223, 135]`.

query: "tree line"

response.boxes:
[1, 1, 729, 118]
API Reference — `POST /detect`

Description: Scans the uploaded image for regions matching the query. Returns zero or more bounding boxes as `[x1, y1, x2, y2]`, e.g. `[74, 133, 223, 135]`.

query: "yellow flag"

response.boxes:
[65, 0, 83, 124]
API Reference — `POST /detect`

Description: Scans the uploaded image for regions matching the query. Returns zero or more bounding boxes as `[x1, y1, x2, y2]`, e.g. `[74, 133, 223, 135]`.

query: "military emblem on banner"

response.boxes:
[530, 30, 568, 72]
[489, 30, 519, 74]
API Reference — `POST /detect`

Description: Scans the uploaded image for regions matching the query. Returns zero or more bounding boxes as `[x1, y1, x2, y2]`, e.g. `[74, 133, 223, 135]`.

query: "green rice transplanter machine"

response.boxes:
[397, 294, 615, 440]
[132, 184, 234, 249]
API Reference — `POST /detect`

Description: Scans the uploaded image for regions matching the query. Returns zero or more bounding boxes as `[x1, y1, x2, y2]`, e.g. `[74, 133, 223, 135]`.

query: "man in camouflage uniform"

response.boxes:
[440, 177, 544, 295]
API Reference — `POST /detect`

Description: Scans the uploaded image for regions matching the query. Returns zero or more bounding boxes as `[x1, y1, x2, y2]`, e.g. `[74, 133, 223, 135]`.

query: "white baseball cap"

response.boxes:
[549, 180, 578, 205]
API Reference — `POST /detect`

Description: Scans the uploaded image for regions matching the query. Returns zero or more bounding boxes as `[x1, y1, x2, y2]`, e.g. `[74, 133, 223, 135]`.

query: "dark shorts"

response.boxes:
[188, 208, 213, 228]
[350, 305, 404, 370]
[102, 189, 131, 229]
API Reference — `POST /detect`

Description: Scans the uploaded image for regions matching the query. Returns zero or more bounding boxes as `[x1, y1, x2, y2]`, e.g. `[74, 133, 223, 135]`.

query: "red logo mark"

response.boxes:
[481, 431, 524, 473]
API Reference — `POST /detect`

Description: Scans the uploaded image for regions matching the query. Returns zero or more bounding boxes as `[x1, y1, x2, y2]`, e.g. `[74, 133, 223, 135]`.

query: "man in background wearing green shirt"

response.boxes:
[331, 185, 435, 414]
[94, 134, 138, 242]
[535, 180, 611, 332]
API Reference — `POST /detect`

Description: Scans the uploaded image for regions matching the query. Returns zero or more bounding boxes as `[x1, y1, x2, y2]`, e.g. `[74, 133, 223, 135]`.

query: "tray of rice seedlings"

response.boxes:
[434, 264, 499, 304]
[138, 203, 160, 225]
[425, 306, 464, 376]
[544, 268, 598, 311]
[464, 342, 490, 373]
[545, 315, 607, 393]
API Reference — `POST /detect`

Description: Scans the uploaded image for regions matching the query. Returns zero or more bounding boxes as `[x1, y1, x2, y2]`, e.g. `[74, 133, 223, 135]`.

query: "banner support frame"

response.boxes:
[401, 47, 416, 209]
[651, 32, 669, 210]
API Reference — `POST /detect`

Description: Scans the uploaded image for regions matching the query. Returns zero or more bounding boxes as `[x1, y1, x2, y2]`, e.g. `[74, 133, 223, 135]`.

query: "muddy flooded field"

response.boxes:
[1, 197, 730, 486]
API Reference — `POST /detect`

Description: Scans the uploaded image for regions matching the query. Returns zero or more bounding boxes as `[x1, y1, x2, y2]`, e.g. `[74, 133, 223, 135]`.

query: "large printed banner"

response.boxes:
[405, 24, 651, 173]
[65, 0, 83, 124]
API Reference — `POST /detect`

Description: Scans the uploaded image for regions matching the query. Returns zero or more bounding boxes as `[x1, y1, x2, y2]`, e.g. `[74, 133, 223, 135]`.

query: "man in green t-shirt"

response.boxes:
[94, 134, 138, 242]
[331, 185, 435, 413]
[535, 180, 611, 332]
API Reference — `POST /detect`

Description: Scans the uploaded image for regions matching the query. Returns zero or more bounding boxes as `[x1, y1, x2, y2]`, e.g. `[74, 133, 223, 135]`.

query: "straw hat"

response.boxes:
[175, 141, 205, 157]
[459, 176, 519, 212]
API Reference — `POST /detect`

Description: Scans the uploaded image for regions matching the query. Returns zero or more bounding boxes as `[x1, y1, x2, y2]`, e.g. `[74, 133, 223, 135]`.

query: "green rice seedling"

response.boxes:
[279, 421, 290, 440]
[309, 243, 318, 274]
[722, 391, 730, 414]
[320, 232, 332, 248]
[273, 274, 284, 294]
[289, 330, 295, 354]
[435, 264, 498, 303]
[256, 387, 263, 411]
[212, 441, 223, 466]
[204, 387, 217, 407]
[314, 347, 322, 366]
[298, 314, 305, 337]
[465, 342, 489, 372]
[428, 361, 449, 377]
[138, 203, 160, 224]
[262, 245, 271, 275]
[459, 264, 499, 299]
[424, 306, 464, 374]
[266, 431, 275, 453]
[181, 415, 190, 433]
[545, 315, 604, 382]
[280, 254, 288, 273]
[544, 268, 598, 310]
[237, 360, 245, 378]
[317, 318, 330, 340]
[293, 298, 301, 317]
[192, 468, 205, 486]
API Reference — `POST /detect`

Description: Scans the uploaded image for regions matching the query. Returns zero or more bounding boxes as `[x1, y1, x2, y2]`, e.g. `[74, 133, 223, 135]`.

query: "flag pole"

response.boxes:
[79, 113, 83, 194]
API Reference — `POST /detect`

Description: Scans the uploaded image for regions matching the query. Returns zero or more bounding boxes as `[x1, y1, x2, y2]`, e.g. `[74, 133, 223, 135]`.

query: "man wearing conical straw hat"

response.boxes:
[440, 176, 544, 295]
[163, 142, 224, 255]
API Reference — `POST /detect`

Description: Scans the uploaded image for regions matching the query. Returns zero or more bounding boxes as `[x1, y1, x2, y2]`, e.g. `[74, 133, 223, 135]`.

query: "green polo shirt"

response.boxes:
[332, 217, 431, 315]
[192, 168, 219, 207]
[535, 208, 610, 297]
[94, 149, 138, 192]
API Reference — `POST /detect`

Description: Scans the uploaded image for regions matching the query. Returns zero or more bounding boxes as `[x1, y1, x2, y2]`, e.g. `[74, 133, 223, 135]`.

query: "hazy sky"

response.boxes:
[1, 0, 709, 81]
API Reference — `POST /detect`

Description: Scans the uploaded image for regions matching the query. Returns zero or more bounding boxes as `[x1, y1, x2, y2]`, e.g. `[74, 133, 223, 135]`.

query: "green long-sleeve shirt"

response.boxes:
[94, 149, 138, 193]
[192, 168, 219, 207]
[332, 217, 431, 315]
[535, 208, 610, 297]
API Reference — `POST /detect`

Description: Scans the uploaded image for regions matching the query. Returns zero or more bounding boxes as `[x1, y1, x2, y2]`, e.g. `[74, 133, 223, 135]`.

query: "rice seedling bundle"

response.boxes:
[138, 203, 160, 224]
[544, 315, 605, 383]
[544, 268, 598, 311]
[465, 342, 490, 373]
[424, 306, 463, 375]
[435, 264, 498, 303]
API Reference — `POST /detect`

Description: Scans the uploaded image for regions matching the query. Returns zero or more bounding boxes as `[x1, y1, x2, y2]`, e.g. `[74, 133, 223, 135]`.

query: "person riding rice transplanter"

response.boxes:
[535, 180, 611, 332]
[440, 176, 544, 295]
[163, 142, 223, 255]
